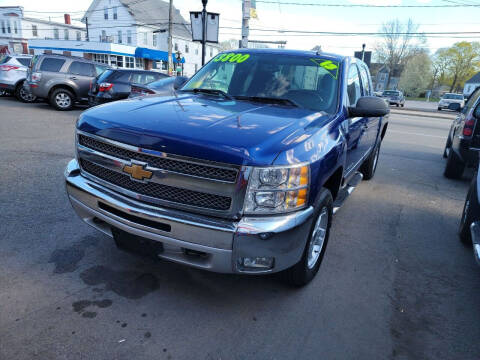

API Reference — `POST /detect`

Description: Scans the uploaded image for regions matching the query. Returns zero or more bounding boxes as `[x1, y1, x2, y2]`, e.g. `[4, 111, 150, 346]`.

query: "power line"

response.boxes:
[256, 0, 480, 7]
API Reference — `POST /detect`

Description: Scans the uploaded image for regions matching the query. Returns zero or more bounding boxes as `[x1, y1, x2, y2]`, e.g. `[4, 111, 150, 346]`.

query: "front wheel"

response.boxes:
[282, 188, 333, 286]
[15, 81, 36, 103]
[360, 143, 381, 180]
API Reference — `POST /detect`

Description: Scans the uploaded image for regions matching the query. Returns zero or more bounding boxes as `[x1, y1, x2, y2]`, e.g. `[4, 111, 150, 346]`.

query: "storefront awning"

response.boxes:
[135, 47, 185, 63]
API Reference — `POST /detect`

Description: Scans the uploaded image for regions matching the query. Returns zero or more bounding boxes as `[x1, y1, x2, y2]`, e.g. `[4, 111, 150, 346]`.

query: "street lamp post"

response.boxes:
[201, 0, 207, 66]
[176, 51, 183, 76]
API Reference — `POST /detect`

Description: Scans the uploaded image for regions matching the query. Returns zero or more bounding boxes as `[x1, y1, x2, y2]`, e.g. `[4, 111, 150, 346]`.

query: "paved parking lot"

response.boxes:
[1, 96, 479, 360]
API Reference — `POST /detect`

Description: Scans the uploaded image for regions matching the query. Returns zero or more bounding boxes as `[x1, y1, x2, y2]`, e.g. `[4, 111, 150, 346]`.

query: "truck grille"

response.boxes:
[78, 135, 238, 182]
[80, 159, 232, 211]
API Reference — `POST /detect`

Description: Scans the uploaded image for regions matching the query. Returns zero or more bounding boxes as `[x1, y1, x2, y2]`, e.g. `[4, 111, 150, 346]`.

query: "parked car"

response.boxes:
[382, 90, 405, 107]
[129, 76, 188, 99]
[88, 69, 167, 106]
[459, 159, 480, 264]
[64, 49, 389, 286]
[443, 86, 480, 179]
[25, 54, 109, 110]
[0, 54, 36, 102]
[438, 93, 465, 111]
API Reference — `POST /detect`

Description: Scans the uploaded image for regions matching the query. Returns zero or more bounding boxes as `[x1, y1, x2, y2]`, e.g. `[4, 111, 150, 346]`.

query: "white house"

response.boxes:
[81, 0, 220, 75]
[0, 6, 86, 55]
[464, 73, 480, 97]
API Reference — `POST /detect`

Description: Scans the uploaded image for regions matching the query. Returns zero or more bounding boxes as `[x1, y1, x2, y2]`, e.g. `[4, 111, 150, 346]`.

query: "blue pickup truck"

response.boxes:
[65, 49, 389, 285]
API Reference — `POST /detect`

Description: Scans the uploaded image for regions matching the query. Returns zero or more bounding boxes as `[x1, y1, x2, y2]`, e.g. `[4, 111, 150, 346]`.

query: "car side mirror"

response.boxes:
[173, 76, 188, 90]
[348, 96, 390, 118]
[448, 102, 461, 112]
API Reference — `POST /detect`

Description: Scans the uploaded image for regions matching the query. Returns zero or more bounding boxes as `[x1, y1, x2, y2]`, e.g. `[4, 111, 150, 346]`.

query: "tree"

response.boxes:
[431, 48, 450, 91]
[398, 52, 432, 97]
[443, 42, 480, 92]
[374, 19, 425, 89]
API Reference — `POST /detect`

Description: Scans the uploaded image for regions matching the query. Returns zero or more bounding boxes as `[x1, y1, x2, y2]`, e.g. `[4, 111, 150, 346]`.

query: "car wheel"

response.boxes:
[396, 104, 399, 107]
[282, 188, 333, 287]
[50, 88, 74, 111]
[443, 134, 452, 158]
[15, 81, 37, 103]
[401, 103, 404, 107]
[444, 148, 465, 179]
[459, 178, 480, 244]
[438, 107, 442, 111]
[360, 142, 381, 180]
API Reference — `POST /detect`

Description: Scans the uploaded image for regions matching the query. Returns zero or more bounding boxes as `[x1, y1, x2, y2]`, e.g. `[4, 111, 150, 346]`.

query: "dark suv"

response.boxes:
[26, 54, 109, 110]
[443, 86, 480, 178]
[88, 69, 167, 106]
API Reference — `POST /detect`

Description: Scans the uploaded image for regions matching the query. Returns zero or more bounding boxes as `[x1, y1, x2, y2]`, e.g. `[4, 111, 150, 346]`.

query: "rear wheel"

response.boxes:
[50, 88, 74, 111]
[438, 107, 442, 111]
[15, 81, 36, 103]
[459, 179, 480, 244]
[444, 148, 465, 179]
[282, 188, 333, 287]
[443, 134, 452, 158]
[360, 142, 381, 180]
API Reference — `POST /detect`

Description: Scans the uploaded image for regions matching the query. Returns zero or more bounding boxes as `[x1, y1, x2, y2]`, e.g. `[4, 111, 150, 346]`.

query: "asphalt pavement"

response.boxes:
[1, 96, 479, 360]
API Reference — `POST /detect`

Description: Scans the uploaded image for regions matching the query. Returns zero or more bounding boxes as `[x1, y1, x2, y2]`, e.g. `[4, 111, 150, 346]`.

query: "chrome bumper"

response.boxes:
[470, 222, 480, 265]
[65, 159, 314, 274]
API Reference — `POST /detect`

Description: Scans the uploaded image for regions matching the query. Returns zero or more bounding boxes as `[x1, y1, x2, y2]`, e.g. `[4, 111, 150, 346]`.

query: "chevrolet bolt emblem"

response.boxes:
[123, 163, 153, 181]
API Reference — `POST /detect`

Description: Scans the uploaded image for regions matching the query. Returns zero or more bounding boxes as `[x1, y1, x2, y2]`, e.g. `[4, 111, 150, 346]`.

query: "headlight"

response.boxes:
[244, 164, 309, 214]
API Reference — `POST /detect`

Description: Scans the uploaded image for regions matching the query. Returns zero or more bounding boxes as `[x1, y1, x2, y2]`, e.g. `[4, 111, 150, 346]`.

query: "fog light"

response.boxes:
[240, 256, 274, 270]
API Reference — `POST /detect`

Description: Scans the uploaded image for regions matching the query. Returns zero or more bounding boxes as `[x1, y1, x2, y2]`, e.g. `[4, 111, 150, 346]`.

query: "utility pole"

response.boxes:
[168, 0, 173, 75]
[86, 17, 90, 41]
[361, 43, 365, 61]
[201, 0, 207, 65]
[241, 0, 250, 48]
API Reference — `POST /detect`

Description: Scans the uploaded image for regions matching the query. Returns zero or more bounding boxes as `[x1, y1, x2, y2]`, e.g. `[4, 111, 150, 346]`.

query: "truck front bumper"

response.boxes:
[65, 159, 314, 274]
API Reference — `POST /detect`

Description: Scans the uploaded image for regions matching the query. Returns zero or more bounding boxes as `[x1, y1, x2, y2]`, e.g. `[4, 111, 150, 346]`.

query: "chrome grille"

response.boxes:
[80, 159, 232, 211]
[78, 135, 238, 182]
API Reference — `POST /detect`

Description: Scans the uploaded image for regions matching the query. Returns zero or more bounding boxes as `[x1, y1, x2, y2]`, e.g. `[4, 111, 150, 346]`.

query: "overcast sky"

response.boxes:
[1, 0, 479, 56]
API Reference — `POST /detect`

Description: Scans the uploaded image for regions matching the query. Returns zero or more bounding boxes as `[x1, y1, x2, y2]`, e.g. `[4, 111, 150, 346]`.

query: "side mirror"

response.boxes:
[348, 96, 390, 118]
[448, 102, 461, 112]
[173, 76, 189, 90]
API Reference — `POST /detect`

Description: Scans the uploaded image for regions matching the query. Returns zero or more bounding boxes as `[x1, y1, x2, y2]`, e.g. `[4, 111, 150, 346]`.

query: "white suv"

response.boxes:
[0, 54, 36, 102]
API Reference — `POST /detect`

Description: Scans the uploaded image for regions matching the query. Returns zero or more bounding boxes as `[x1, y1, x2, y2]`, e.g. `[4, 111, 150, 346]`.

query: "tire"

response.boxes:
[360, 142, 381, 180]
[50, 88, 74, 111]
[396, 104, 399, 107]
[15, 81, 37, 103]
[401, 103, 404, 107]
[444, 148, 465, 179]
[443, 134, 452, 158]
[282, 188, 333, 286]
[459, 178, 480, 244]
[438, 107, 442, 111]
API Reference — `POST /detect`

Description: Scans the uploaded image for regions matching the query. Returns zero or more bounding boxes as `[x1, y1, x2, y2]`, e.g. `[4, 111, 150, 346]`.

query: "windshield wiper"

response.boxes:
[183, 88, 234, 100]
[234, 95, 300, 107]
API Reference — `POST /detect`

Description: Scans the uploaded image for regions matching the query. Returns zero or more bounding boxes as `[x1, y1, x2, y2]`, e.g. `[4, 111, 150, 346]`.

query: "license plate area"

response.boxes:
[112, 227, 164, 258]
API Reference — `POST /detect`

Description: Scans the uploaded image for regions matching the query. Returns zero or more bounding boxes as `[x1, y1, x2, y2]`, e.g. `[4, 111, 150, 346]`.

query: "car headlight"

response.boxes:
[244, 164, 309, 214]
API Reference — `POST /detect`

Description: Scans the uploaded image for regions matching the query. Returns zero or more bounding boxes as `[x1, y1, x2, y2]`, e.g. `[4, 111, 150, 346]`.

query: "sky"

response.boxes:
[1, 0, 479, 56]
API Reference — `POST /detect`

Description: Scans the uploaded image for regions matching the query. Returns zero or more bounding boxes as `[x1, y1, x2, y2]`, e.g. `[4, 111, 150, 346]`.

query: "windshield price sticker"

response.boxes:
[310, 58, 339, 79]
[213, 53, 250, 63]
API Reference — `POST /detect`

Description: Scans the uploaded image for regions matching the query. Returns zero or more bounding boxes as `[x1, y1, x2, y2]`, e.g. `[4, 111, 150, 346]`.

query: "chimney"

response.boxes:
[64, 14, 71, 25]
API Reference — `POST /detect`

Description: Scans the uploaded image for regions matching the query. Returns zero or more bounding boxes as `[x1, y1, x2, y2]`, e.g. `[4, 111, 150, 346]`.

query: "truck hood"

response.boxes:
[77, 94, 332, 166]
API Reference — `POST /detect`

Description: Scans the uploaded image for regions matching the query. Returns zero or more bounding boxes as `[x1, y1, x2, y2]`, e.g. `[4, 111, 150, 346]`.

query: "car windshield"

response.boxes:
[0, 56, 11, 64]
[182, 52, 341, 113]
[443, 94, 463, 100]
[383, 91, 399, 96]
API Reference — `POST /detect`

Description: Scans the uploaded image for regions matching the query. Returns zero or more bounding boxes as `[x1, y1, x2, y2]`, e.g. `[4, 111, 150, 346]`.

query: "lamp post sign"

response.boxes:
[190, 0, 219, 66]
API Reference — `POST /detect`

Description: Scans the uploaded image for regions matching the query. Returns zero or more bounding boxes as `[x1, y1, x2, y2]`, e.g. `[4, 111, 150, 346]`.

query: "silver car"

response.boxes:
[0, 54, 36, 102]
[438, 93, 465, 111]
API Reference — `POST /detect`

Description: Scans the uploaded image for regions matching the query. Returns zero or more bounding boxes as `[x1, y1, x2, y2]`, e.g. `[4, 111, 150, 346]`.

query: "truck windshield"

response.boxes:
[182, 52, 340, 114]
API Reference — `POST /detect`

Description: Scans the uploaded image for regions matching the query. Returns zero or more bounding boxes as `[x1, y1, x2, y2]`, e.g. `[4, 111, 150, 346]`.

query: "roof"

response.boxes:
[466, 72, 480, 84]
[23, 17, 85, 31]
[219, 48, 346, 61]
[82, 0, 191, 39]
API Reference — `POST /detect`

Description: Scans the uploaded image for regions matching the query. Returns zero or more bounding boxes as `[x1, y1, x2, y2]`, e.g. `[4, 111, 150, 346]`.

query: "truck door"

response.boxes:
[344, 63, 369, 175]
[358, 63, 379, 152]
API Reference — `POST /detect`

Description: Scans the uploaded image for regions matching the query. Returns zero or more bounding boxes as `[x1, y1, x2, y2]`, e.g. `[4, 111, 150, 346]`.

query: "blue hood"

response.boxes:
[77, 94, 332, 166]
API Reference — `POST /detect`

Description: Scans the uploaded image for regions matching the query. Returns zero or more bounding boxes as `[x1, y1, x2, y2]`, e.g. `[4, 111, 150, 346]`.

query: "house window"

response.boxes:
[1, 20, 5, 34]
[101, 30, 106, 42]
[32, 25, 38, 37]
[209, 47, 213, 57]
[93, 54, 108, 64]
[127, 30, 132, 44]
[379, 73, 386, 82]
[135, 58, 143, 69]
[54, 28, 59, 39]
[162, 61, 167, 71]
[125, 56, 134, 68]
[104, 6, 108, 20]
[118, 30, 122, 43]
[174, 43, 178, 51]
[113, 6, 118, 20]
[7, 20, 11, 34]
[64, 29, 69, 40]
[111, 55, 123, 68]
[153, 34, 157, 47]
[14, 20, 18, 34]
[185, 44, 189, 53]
[76, 31, 81, 41]
[195, 48, 198, 55]
[144, 32, 148, 45]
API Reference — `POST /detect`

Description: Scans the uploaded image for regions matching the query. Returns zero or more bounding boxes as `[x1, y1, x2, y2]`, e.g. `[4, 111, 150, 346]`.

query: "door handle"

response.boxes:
[69, 76, 77, 80]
